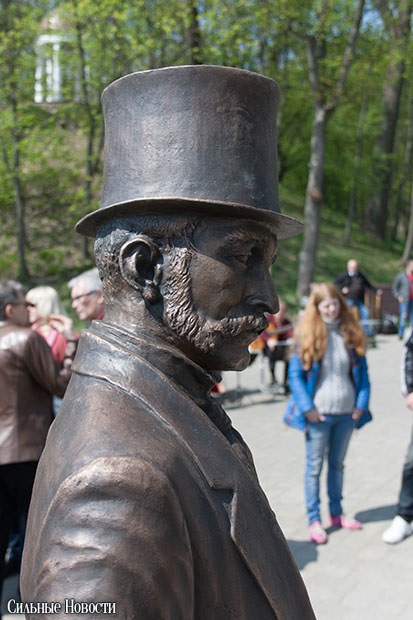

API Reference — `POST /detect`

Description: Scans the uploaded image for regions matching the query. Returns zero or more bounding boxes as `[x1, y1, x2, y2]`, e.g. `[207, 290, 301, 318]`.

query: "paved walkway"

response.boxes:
[2, 333, 411, 619]
[223, 332, 412, 620]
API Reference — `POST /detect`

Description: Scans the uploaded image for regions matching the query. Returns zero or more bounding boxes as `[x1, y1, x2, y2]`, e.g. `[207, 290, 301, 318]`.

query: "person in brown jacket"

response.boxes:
[0, 279, 71, 610]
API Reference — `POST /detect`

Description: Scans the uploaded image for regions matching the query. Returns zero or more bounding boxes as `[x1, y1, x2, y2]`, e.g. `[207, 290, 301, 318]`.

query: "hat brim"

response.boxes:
[75, 197, 303, 239]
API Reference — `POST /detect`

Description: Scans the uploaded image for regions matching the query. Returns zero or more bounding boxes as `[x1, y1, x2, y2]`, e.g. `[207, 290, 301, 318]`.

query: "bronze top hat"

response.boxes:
[76, 65, 302, 238]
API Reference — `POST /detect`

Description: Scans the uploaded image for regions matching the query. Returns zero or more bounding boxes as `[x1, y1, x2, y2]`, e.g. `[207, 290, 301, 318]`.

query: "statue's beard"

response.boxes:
[162, 248, 267, 358]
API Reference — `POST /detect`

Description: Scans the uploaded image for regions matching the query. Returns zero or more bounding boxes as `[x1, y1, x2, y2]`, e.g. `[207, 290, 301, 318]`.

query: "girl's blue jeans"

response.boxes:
[305, 413, 355, 525]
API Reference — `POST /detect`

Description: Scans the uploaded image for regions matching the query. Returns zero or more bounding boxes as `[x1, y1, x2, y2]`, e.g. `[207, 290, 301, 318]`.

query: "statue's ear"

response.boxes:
[119, 235, 162, 303]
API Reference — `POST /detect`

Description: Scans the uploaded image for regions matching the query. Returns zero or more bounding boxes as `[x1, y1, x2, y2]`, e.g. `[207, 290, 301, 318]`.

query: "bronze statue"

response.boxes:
[21, 66, 315, 619]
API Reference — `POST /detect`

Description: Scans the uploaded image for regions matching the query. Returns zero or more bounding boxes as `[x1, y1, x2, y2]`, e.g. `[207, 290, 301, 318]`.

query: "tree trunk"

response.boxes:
[189, 0, 203, 64]
[365, 0, 412, 238]
[365, 64, 406, 237]
[393, 93, 413, 241]
[344, 69, 371, 243]
[400, 177, 413, 266]
[72, 0, 97, 260]
[13, 173, 29, 280]
[295, 0, 365, 299]
[11, 96, 29, 280]
[296, 106, 326, 300]
[1, 0, 30, 279]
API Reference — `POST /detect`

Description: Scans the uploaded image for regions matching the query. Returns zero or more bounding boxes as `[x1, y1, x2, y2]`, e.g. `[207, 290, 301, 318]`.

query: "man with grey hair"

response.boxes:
[68, 267, 104, 323]
[22, 66, 315, 619]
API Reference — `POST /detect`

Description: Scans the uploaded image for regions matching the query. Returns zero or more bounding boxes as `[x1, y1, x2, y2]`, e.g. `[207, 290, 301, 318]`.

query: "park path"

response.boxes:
[224, 332, 412, 619]
[2, 332, 411, 619]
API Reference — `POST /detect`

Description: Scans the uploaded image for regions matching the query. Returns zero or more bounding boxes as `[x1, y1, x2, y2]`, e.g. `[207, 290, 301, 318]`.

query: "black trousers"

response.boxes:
[0, 461, 38, 609]
[264, 345, 289, 386]
[397, 427, 413, 522]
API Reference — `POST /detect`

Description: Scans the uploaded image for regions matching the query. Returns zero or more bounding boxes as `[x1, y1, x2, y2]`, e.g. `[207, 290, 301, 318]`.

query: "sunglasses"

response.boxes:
[71, 290, 99, 303]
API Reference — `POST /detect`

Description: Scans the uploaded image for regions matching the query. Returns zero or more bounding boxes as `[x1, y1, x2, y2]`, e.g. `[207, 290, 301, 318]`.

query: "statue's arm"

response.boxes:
[22, 456, 194, 619]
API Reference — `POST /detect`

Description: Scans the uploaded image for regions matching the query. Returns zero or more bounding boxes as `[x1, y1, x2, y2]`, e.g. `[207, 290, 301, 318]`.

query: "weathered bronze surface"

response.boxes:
[21, 65, 315, 619]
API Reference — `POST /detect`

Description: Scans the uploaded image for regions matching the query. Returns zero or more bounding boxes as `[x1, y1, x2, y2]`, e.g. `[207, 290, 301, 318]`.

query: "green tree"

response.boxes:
[2, 0, 413, 293]
[0, 0, 53, 278]
[365, 0, 413, 239]
[288, 0, 366, 299]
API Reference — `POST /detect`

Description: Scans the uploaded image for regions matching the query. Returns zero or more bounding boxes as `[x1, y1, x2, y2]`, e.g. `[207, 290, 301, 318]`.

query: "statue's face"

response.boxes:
[162, 218, 278, 371]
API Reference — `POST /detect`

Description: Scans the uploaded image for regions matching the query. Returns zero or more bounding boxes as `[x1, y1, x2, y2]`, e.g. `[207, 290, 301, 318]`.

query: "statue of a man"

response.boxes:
[21, 66, 315, 619]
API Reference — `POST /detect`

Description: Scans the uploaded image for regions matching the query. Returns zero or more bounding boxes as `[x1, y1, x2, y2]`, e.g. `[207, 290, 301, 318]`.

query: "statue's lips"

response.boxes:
[237, 318, 269, 343]
[209, 316, 268, 342]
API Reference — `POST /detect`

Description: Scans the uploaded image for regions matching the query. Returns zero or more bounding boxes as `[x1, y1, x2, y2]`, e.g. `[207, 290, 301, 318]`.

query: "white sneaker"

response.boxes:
[382, 516, 413, 544]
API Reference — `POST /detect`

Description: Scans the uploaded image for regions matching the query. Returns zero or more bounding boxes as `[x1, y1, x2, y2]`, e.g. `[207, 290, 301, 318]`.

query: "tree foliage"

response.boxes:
[364, 0, 413, 239]
[1, 0, 412, 299]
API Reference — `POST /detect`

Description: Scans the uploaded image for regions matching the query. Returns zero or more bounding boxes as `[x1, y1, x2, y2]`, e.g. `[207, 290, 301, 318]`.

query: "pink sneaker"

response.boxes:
[309, 521, 328, 544]
[330, 515, 362, 530]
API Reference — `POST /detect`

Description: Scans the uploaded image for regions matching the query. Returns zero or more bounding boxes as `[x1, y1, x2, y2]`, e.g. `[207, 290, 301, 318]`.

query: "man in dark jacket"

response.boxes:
[382, 329, 413, 544]
[335, 258, 382, 334]
[392, 260, 413, 339]
[21, 66, 315, 619]
[0, 279, 71, 611]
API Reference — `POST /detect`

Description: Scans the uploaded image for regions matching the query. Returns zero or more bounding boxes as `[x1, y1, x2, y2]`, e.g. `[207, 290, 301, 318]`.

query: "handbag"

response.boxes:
[355, 409, 373, 429]
[283, 396, 306, 431]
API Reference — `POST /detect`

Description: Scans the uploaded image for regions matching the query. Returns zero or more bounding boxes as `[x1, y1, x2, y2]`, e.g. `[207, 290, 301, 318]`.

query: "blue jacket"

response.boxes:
[283, 350, 370, 431]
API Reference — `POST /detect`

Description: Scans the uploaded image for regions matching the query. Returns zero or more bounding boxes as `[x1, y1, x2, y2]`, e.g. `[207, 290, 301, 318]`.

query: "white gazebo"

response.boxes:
[34, 10, 77, 103]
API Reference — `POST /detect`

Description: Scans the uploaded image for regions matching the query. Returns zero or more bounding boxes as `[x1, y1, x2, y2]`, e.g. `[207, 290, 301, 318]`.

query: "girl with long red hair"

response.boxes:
[285, 283, 371, 544]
